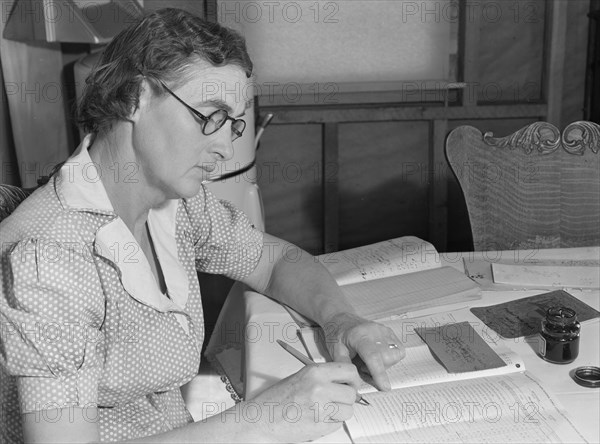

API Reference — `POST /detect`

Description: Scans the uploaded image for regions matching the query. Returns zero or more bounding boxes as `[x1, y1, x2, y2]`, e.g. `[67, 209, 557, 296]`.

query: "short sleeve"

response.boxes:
[183, 187, 263, 280]
[0, 238, 105, 413]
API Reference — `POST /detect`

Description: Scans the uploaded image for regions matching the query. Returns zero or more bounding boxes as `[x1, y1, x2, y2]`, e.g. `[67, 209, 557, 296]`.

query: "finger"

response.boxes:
[386, 329, 405, 360]
[331, 342, 353, 364]
[383, 342, 405, 366]
[323, 403, 354, 423]
[325, 381, 359, 406]
[377, 337, 405, 367]
[326, 381, 366, 408]
[358, 348, 392, 391]
[297, 372, 357, 401]
[312, 362, 363, 394]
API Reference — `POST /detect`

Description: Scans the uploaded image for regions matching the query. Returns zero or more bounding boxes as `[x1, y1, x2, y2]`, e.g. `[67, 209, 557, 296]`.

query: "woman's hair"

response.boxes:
[77, 8, 253, 134]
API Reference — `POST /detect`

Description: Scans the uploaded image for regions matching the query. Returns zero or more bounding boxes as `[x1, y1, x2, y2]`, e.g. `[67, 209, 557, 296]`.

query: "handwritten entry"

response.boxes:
[415, 321, 506, 373]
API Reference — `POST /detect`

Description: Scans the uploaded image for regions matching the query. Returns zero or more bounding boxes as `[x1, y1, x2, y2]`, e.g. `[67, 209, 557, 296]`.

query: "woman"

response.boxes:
[0, 9, 404, 443]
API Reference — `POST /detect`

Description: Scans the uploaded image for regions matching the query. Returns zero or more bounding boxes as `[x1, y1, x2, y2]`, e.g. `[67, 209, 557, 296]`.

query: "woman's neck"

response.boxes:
[88, 129, 161, 236]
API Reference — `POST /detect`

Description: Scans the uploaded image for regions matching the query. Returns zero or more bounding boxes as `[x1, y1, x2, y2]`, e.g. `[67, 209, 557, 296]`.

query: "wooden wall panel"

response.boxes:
[561, 0, 590, 127]
[256, 124, 323, 254]
[338, 121, 430, 250]
[477, 0, 546, 104]
[236, 1, 581, 254]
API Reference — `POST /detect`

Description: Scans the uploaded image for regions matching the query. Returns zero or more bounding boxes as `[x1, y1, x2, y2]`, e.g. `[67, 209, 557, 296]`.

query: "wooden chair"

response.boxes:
[446, 121, 600, 251]
[0, 165, 62, 223]
[0, 184, 33, 223]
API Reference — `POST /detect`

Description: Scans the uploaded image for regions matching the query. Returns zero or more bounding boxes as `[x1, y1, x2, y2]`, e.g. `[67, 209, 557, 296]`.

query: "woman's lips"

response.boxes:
[198, 163, 216, 173]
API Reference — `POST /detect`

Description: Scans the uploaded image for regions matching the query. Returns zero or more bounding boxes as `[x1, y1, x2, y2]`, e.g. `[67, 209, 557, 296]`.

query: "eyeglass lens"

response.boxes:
[204, 110, 246, 141]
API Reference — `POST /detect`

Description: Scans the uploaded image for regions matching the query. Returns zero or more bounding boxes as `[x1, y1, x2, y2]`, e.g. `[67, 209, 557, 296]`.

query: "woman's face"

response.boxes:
[131, 62, 249, 201]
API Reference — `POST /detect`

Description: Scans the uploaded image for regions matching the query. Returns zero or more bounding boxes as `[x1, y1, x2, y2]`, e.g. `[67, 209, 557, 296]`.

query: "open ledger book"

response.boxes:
[207, 237, 479, 399]
[289, 236, 481, 325]
[315, 236, 442, 285]
[300, 311, 586, 443]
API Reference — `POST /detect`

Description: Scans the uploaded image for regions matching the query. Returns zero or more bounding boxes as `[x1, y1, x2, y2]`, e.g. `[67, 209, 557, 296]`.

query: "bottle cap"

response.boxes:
[571, 366, 600, 388]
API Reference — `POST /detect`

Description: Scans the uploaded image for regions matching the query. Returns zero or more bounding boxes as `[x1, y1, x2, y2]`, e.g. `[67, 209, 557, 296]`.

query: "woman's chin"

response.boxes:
[181, 184, 203, 199]
[167, 179, 204, 200]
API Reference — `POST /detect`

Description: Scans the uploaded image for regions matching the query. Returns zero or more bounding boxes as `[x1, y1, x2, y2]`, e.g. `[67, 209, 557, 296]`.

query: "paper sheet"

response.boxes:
[464, 258, 526, 290]
[347, 373, 587, 443]
[492, 263, 600, 288]
[463, 246, 600, 290]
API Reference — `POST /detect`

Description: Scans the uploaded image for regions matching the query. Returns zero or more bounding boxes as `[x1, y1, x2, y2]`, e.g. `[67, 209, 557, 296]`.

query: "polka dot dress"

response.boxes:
[0, 139, 263, 442]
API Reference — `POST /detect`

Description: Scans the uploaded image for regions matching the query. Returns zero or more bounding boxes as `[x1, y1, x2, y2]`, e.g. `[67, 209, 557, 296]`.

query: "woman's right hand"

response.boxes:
[19, 363, 362, 443]
[245, 362, 362, 443]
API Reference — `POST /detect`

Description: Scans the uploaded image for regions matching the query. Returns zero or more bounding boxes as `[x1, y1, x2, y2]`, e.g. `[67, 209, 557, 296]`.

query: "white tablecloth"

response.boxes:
[202, 250, 600, 443]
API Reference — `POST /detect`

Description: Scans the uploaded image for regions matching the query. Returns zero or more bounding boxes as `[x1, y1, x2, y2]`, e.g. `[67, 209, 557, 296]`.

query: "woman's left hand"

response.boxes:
[322, 312, 406, 391]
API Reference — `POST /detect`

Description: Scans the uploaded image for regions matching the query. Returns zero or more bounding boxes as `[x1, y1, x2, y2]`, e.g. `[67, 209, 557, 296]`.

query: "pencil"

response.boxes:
[276, 339, 370, 406]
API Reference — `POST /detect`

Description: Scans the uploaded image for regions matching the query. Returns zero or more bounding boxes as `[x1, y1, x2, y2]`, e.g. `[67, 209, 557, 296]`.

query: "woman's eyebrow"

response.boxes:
[191, 98, 230, 112]
[193, 98, 246, 118]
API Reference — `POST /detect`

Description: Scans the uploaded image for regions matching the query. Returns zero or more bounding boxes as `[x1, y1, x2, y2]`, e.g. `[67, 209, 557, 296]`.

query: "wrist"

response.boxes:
[319, 311, 364, 347]
[321, 310, 360, 327]
[312, 289, 359, 327]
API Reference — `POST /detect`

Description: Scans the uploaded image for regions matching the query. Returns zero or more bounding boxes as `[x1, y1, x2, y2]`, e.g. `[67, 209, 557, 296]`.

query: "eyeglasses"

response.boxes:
[157, 79, 246, 141]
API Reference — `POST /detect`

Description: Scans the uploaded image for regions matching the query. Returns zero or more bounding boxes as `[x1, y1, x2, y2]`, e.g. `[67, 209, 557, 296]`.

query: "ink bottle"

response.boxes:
[539, 306, 580, 364]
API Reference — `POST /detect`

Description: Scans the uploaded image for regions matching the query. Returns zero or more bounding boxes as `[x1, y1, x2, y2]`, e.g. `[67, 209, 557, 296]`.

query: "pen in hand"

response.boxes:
[276, 339, 370, 406]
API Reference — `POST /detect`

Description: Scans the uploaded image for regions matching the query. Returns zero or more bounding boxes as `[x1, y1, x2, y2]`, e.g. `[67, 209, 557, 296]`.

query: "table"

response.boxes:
[205, 250, 600, 443]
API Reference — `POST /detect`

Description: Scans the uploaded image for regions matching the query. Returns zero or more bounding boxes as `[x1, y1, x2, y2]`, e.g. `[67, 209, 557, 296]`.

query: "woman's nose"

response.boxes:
[211, 130, 235, 161]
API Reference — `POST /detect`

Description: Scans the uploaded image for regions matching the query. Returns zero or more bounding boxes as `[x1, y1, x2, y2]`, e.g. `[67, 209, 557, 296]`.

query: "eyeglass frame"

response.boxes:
[155, 78, 246, 141]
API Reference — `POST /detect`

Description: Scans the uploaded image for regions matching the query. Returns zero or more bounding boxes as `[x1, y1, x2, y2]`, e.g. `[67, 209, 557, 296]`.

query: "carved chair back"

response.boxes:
[0, 164, 62, 224]
[446, 121, 600, 251]
[0, 185, 33, 223]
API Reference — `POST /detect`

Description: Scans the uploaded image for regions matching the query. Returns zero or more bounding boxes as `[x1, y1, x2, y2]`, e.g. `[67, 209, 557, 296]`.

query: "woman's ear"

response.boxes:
[129, 78, 153, 124]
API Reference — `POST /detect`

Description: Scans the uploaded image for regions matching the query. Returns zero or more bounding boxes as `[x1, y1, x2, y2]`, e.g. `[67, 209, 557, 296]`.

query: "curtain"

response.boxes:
[1, 55, 19, 186]
[0, 0, 77, 188]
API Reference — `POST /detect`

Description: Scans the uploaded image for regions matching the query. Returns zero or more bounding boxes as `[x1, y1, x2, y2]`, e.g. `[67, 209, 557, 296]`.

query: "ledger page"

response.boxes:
[316, 236, 440, 286]
[339, 266, 481, 321]
[346, 372, 587, 443]
[299, 311, 525, 394]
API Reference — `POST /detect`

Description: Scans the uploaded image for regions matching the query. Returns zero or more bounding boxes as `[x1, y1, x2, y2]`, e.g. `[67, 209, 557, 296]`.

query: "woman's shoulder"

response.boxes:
[0, 183, 99, 252]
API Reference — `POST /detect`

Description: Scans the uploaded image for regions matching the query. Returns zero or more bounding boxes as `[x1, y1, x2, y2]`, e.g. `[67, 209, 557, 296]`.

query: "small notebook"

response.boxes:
[471, 289, 600, 338]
